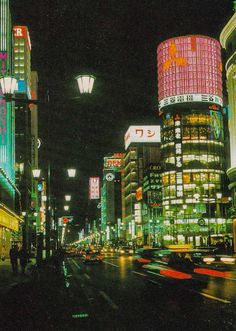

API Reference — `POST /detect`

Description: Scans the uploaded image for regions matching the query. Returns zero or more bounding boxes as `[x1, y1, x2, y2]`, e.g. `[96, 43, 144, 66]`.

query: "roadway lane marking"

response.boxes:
[132, 271, 147, 277]
[146, 269, 232, 304]
[189, 289, 232, 304]
[103, 261, 119, 268]
[147, 270, 165, 278]
[71, 258, 81, 270]
[99, 291, 119, 310]
[224, 276, 236, 281]
[148, 280, 160, 285]
[84, 273, 90, 280]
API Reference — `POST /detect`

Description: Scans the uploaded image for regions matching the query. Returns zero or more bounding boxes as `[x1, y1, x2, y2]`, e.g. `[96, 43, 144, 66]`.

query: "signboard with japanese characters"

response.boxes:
[124, 126, 161, 150]
[89, 177, 100, 200]
[174, 114, 183, 198]
[103, 153, 125, 171]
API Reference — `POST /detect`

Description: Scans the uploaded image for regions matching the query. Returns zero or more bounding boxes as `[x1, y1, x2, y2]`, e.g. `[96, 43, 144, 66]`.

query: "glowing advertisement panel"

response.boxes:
[89, 177, 100, 200]
[157, 35, 223, 107]
[104, 158, 123, 171]
[124, 126, 161, 150]
[13, 26, 31, 50]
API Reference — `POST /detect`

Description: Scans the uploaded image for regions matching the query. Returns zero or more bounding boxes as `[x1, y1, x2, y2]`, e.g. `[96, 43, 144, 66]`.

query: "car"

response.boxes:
[200, 254, 236, 270]
[118, 246, 134, 256]
[133, 248, 162, 267]
[143, 249, 214, 271]
[101, 246, 115, 254]
[82, 250, 103, 264]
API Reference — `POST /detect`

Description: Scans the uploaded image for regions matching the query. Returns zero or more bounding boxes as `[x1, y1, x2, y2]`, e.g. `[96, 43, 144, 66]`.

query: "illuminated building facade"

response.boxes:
[220, 9, 236, 252]
[0, 0, 21, 258]
[101, 153, 124, 244]
[122, 126, 161, 244]
[158, 35, 229, 246]
[13, 26, 39, 251]
[13, 26, 31, 98]
[142, 163, 162, 246]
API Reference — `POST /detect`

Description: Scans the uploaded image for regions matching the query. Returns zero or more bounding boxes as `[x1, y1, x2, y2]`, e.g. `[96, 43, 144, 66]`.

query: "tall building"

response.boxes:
[142, 163, 162, 246]
[0, 0, 21, 258]
[220, 8, 236, 252]
[13, 26, 37, 248]
[122, 126, 161, 244]
[158, 35, 229, 246]
[101, 153, 124, 244]
[13, 26, 31, 98]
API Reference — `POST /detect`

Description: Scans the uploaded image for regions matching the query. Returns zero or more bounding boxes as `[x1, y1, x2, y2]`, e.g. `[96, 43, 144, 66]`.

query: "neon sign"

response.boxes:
[157, 35, 223, 105]
[0, 52, 7, 76]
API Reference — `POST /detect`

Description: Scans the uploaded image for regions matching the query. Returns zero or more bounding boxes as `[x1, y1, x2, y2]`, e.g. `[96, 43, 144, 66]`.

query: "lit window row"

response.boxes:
[162, 171, 221, 186]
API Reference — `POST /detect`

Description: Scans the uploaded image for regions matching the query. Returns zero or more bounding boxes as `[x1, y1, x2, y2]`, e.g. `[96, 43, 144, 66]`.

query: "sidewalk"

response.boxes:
[0, 258, 83, 330]
[0, 258, 35, 294]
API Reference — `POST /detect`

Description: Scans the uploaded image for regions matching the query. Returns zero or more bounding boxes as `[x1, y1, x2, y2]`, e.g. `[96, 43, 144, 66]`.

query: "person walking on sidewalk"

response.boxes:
[18, 246, 28, 275]
[9, 244, 19, 275]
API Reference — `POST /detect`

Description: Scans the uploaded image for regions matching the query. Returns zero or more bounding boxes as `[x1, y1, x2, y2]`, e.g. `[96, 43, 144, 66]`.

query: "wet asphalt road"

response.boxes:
[64, 254, 236, 331]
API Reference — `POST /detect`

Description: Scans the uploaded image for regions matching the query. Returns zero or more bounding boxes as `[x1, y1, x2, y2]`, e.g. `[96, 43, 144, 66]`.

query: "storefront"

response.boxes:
[0, 204, 21, 258]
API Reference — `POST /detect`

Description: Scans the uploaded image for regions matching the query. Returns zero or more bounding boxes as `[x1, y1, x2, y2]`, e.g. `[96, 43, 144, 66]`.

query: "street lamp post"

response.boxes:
[0, 74, 95, 258]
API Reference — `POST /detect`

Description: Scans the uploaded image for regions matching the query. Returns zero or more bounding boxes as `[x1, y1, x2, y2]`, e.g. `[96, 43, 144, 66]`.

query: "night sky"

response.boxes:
[11, 0, 233, 225]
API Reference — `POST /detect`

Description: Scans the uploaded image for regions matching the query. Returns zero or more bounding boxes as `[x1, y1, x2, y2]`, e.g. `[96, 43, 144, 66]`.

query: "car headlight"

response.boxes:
[220, 257, 235, 263]
[203, 257, 215, 263]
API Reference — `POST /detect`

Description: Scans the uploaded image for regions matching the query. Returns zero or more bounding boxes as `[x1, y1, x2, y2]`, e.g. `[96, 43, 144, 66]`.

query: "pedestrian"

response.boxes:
[1, 244, 6, 261]
[18, 246, 28, 275]
[9, 244, 19, 275]
[225, 239, 232, 255]
[215, 239, 226, 254]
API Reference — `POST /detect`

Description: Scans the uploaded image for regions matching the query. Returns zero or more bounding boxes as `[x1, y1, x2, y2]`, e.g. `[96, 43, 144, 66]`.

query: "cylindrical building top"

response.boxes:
[157, 35, 222, 108]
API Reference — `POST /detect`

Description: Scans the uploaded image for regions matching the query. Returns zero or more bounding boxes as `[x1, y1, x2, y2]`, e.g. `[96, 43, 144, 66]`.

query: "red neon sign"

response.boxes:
[157, 35, 222, 101]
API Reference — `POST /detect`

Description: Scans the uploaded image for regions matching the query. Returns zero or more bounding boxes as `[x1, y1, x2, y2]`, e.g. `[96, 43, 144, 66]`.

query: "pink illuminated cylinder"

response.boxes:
[157, 35, 223, 108]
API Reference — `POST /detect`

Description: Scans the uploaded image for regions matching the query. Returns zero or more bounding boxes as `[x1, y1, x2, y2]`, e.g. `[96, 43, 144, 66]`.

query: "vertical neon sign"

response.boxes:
[0, 0, 15, 192]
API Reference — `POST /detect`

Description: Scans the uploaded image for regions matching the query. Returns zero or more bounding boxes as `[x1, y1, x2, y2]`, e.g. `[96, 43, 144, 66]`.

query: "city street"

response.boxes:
[0, 253, 235, 330]
[1, 1, 236, 330]
[63, 254, 236, 330]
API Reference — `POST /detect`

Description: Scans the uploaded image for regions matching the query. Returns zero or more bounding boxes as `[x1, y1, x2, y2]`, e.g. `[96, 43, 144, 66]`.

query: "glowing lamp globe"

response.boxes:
[0, 75, 17, 97]
[65, 195, 71, 201]
[75, 75, 95, 94]
[67, 168, 76, 178]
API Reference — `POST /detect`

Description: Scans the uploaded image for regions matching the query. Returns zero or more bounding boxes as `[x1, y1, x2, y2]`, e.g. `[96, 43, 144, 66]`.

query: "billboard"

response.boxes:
[157, 35, 223, 108]
[124, 126, 161, 150]
[89, 177, 100, 200]
[13, 26, 31, 50]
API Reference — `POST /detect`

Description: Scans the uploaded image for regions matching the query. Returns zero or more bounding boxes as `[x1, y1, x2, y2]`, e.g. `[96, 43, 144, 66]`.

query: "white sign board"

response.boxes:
[124, 126, 161, 150]
[89, 177, 100, 200]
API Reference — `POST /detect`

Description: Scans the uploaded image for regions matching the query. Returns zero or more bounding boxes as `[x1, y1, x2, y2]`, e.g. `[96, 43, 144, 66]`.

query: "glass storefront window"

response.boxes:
[170, 173, 176, 184]
[200, 173, 208, 183]
[163, 175, 169, 185]
[199, 126, 209, 140]
[193, 173, 201, 183]
[163, 115, 174, 127]
[183, 173, 191, 184]
[163, 129, 175, 142]
[183, 127, 191, 140]
[209, 172, 220, 183]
